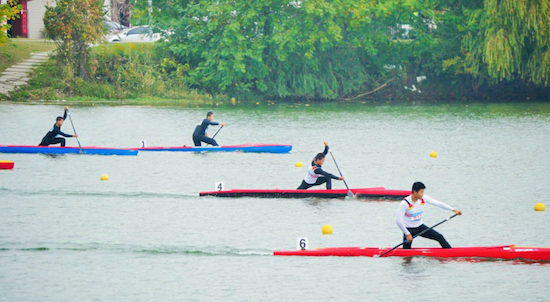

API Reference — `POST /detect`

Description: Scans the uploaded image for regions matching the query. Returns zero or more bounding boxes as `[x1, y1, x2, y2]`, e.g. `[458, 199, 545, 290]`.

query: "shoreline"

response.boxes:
[2, 98, 549, 108]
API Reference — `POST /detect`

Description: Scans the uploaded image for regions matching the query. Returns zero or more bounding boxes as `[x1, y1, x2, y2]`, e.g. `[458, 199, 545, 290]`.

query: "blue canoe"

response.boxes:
[0, 145, 138, 156]
[131, 143, 292, 153]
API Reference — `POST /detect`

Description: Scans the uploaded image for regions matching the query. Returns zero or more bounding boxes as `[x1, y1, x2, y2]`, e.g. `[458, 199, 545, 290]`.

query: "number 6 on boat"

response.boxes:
[297, 237, 308, 250]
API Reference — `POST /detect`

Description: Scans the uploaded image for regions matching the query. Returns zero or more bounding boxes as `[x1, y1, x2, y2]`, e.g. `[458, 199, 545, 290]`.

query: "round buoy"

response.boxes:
[100, 174, 109, 181]
[534, 203, 546, 211]
[295, 161, 303, 167]
[430, 151, 438, 158]
[322, 224, 333, 235]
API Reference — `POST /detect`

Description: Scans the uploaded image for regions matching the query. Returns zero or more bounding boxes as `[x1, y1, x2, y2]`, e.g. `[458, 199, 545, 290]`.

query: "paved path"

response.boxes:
[0, 51, 52, 96]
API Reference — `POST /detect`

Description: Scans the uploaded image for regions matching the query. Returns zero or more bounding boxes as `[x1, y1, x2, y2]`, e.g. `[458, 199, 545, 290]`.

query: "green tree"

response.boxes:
[43, 0, 106, 79]
[443, 0, 550, 87]
[158, 0, 428, 99]
[0, 0, 21, 44]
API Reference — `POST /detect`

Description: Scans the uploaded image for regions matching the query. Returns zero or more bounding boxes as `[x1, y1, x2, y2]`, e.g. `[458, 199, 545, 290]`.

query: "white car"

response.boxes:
[104, 20, 127, 34]
[107, 26, 161, 43]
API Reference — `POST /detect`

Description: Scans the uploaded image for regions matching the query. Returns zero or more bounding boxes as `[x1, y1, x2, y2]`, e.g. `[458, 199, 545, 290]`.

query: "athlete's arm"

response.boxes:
[52, 126, 72, 138]
[59, 131, 73, 138]
[423, 195, 455, 211]
[314, 167, 339, 179]
[396, 202, 410, 235]
[322, 145, 329, 156]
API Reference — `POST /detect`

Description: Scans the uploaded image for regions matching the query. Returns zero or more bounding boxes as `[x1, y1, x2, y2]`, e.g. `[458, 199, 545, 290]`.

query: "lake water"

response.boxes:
[1, 102, 549, 301]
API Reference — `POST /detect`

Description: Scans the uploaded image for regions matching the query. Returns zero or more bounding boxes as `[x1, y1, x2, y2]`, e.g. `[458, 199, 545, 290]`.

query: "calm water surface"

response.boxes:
[1, 103, 549, 301]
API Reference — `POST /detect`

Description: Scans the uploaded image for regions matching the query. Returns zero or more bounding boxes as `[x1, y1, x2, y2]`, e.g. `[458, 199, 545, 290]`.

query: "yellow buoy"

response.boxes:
[100, 174, 109, 181]
[430, 151, 438, 158]
[534, 203, 546, 211]
[322, 224, 333, 235]
[295, 161, 303, 167]
[231, 97, 236, 105]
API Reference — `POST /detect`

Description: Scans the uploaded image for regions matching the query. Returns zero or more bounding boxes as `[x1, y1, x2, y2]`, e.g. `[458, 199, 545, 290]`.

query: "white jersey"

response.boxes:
[303, 164, 320, 184]
[395, 195, 454, 235]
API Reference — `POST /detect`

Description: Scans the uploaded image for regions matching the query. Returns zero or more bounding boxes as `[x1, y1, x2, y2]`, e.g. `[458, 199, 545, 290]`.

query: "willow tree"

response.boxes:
[450, 0, 550, 86]
[43, 0, 106, 79]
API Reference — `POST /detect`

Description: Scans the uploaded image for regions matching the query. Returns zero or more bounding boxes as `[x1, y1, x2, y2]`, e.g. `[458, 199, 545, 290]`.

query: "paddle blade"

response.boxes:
[346, 190, 356, 199]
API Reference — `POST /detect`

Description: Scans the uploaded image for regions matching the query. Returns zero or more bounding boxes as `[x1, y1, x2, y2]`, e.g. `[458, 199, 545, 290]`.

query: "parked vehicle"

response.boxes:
[103, 20, 127, 34]
[107, 25, 161, 43]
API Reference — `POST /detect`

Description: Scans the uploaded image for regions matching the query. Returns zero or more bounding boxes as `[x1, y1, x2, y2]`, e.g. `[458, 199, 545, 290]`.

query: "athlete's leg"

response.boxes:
[39, 138, 65, 146]
[57, 138, 66, 147]
[199, 136, 219, 146]
[403, 224, 452, 249]
[193, 135, 202, 147]
[403, 233, 412, 249]
[418, 227, 452, 248]
[298, 177, 328, 190]
[324, 178, 332, 189]
[297, 180, 313, 190]
[309, 177, 330, 189]
[402, 225, 427, 249]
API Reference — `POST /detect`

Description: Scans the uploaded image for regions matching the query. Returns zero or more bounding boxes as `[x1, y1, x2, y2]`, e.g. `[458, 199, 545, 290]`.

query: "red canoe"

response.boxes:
[274, 245, 550, 261]
[0, 160, 14, 170]
[199, 187, 411, 199]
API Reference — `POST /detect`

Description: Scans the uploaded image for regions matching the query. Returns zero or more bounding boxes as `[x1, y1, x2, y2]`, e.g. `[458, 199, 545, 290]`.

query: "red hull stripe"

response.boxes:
[274, 245, 550, 261]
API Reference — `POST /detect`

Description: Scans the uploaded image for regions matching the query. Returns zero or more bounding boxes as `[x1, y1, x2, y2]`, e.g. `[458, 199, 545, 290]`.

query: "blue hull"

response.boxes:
[0, 145, 138, 156]
[133, 144, 292, 154]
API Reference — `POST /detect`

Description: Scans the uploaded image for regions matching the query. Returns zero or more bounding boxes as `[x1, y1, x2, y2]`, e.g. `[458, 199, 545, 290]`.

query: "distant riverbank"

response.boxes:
[1, 42, 549, 105]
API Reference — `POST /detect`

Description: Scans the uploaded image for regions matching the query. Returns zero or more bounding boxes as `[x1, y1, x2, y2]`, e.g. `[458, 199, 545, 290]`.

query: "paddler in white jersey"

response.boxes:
[396, 182, 462, 248]
[297, 141, 344, 190]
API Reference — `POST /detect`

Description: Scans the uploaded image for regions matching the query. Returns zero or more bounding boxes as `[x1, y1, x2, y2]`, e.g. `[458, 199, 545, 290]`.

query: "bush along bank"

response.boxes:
[1, 43, 222, 105]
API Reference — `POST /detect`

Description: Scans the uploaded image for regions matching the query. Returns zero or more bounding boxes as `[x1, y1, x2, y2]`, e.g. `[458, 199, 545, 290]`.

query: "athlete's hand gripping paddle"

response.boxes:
[328, 148, 355, 199]
[67, 109, 83, 154]
[378, 214, 458, 257]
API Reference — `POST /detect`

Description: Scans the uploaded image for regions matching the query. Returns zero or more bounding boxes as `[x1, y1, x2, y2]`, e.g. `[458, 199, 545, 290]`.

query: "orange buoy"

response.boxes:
[0, 160, 14, 170]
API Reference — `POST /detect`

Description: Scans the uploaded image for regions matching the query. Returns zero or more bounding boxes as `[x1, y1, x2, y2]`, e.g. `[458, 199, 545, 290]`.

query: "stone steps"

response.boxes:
[0, 51, 52, 96]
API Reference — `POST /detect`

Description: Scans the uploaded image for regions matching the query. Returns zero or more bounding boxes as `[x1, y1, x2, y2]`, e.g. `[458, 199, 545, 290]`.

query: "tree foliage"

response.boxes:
[441, 0, 550, 89]
[43, 0, 106, 79]
[468, 0, 550, 85]
[156, 0, 433, 99]
[0, 0, 21, 45]
[144, 0, 550, 100]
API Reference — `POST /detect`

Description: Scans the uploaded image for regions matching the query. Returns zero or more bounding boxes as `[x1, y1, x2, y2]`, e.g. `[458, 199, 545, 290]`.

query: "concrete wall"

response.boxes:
[26, 0, 54, 39]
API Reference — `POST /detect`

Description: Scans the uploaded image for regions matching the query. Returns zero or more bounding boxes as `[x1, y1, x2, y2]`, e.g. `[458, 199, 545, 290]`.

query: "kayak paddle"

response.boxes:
[378, 214, 458, 257]
[206, 125, 224, 146]
[328, 149, 355, 199]
[211, 125, 224, 140]
[67, 110, 83, 154]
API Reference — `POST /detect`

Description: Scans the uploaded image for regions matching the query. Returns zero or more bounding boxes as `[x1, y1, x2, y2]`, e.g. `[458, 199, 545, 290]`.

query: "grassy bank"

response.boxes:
[1, 43, 222, 106]
[0, 39, 56, 73]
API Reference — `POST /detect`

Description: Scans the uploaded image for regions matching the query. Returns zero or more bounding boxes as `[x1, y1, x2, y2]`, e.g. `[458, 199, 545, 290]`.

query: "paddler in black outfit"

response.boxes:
[39, 106, 78, 147]
[192, 112, 226, 146]
[297, 141, 344, 190]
